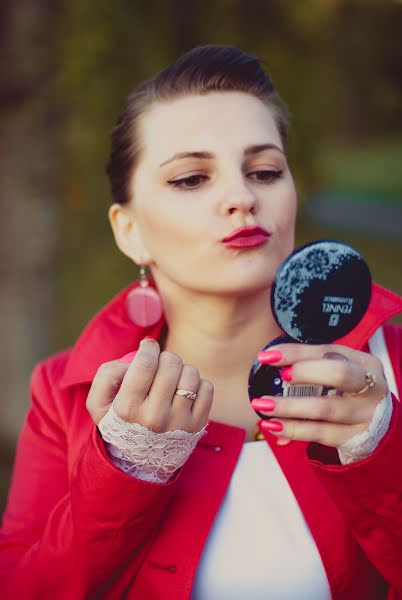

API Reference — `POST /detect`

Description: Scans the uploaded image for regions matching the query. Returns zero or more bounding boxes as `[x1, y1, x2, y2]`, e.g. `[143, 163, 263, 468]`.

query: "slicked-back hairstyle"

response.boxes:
[106, 45, 289, 205]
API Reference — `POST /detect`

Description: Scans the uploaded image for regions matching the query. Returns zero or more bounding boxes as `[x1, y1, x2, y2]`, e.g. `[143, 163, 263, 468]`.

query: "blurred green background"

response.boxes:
[1, 0, 401, 513]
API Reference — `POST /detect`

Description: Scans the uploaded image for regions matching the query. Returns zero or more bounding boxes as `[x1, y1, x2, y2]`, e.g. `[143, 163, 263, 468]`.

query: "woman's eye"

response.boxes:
[249, 169, 283, 182]
[168, 174, 208, 189]
[168, 170, 283, 190]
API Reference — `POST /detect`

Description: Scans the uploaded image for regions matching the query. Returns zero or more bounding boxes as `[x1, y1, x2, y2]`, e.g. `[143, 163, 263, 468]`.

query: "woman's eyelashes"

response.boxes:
[167, 169, 284, 191]
[250, 169, 283, 183]
[168, 174, 208, 189]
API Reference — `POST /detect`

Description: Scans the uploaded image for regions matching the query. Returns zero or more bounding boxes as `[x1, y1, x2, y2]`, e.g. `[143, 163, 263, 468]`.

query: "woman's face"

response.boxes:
[127, 91, 297, 297]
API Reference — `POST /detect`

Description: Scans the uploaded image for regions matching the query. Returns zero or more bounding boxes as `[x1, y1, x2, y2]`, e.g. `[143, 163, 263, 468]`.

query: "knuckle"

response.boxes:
[85, 393, 93, 411]
[136, 352, 157, 371]
[90, 363, 124, 395]
[96, 361, 118, 378]
[185, 365, 200, 379]
[331, 362, 349, 386]
[160, 351, 182, 369]
[314, 399, 333, 421]
[320, 344, 333, 357]
[140, 414, 165, 433]
[115, 408, 136, 423]
[286, 422, 296, 441]
[308, 422, 325, 444]
[371, 356, 383, 372]
[201, 379, 214, 394]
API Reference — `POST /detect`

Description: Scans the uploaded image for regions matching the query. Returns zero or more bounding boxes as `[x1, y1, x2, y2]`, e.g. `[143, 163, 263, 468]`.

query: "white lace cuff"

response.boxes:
[337, 391, 393, 465]
[98, 404, 208, 484]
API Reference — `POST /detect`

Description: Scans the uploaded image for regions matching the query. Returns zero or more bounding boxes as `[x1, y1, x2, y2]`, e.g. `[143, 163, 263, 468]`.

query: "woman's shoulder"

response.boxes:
[30, 347, 73, 394]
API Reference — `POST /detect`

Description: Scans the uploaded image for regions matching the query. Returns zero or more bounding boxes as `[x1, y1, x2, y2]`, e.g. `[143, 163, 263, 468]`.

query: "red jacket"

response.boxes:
[1, 282, 402, 600]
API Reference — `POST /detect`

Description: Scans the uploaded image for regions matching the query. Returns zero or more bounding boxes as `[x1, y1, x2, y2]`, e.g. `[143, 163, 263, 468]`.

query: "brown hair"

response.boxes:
[106, 44, 289, 205]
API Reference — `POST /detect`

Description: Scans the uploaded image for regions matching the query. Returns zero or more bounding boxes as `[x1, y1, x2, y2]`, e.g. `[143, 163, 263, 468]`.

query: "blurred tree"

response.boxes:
[0, 0, 63, 444]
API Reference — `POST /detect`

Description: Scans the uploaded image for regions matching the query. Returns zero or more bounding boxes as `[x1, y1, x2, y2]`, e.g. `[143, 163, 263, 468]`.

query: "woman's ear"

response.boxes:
[108, 203, 152, 265]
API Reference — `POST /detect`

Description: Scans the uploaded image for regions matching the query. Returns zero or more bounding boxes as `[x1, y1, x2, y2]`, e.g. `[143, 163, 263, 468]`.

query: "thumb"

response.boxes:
[86, 355, 136, 424]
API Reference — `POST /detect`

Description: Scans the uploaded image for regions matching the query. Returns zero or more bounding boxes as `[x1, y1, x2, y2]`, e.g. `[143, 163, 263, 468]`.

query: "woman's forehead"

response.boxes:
[138, 92, 282, 166]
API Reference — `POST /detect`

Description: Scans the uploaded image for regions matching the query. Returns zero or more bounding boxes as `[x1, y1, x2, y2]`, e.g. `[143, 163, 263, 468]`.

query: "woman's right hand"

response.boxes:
[86, 338, 214, 433]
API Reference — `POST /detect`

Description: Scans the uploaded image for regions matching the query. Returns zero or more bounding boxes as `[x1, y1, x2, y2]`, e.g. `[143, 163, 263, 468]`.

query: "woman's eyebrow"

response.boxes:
[159, 143, 284, 167]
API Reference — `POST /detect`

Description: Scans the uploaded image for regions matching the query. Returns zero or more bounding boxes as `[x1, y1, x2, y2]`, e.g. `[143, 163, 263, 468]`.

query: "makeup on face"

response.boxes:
[131, 92, 297, 295]
[221, 226, 270, 249]
[248, 239, 372, 419]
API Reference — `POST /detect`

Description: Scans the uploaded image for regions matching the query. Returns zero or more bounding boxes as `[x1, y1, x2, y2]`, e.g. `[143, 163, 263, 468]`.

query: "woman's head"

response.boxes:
[107, 45, 289, 207]
[108, 45, 297, 299]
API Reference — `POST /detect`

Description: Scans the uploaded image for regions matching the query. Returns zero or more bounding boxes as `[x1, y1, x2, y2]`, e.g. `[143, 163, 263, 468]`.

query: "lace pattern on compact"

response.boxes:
[98, 404, 208, 484]
[337, 391, 393, 465]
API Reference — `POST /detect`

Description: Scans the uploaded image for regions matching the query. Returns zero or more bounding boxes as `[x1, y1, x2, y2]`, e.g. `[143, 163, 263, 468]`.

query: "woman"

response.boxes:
[1, 45, 402, 599]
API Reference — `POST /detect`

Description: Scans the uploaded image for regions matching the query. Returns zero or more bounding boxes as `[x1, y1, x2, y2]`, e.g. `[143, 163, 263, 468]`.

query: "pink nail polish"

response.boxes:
[257, 349, 283, 364]
[251, 398, 276, 411]
[119, 351, 137, 363]
[259, 420, 283, 432]
[280, 366, 293, 382]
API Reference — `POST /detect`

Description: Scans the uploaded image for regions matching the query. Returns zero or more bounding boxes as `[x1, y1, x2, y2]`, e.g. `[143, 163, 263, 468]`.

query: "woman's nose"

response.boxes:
[220, 178, 258, 216]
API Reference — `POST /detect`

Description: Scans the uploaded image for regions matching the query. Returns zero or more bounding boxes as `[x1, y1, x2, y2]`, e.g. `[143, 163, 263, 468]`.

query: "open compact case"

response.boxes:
[248, 239, 372, 421]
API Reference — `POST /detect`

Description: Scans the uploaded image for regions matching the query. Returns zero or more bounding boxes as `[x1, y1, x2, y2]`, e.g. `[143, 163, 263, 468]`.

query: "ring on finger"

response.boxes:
[323, 351, 348, 363]
[322, 351, 348, 396]
[351, 371, 376, 396]
[175, 388, 197, 400]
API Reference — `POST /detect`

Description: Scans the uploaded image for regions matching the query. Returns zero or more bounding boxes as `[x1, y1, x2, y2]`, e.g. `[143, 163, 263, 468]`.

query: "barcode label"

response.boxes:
[282, 383, 323, 397]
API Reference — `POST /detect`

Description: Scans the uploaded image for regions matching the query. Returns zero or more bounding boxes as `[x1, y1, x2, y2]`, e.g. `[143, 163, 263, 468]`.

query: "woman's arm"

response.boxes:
[253, 322, 402, 594]
[0, 359, 179, 600]
[307, 393, 402, 593]
[306, 323, 402, 594]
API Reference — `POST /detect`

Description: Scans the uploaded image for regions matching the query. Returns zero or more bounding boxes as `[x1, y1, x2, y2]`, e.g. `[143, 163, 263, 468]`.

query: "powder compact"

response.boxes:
[248, 239, 372, 420]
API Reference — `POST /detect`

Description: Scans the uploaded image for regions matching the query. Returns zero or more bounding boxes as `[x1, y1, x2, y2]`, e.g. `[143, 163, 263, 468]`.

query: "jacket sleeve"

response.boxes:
[306, 323, 402, 595]
[0, 359, 180, 600]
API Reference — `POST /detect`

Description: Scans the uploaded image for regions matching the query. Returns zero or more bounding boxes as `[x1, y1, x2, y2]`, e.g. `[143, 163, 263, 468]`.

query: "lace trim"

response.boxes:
[98, 404, 208, 484]
[337, 391, 393, 465]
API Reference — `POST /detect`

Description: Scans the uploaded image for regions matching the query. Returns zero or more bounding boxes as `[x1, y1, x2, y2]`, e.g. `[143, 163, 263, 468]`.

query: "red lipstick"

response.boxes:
[221, 226, 270, 249]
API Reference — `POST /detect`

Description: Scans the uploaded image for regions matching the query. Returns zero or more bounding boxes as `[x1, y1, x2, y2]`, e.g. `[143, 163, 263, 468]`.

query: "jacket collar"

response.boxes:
[337, 282, 402, 348]
[59, 282, 165, 389]
[59, 281, 402, 390]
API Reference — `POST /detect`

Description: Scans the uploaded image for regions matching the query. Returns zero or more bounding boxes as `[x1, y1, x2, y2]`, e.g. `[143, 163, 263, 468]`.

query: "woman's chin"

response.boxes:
[203, 275, 273, 298]
[154, 262, 277, 299]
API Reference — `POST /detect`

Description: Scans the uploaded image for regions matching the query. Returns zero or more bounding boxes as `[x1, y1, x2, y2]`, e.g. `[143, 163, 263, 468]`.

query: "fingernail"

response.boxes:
[276, 436, 292, 446]
[259, 420, 283, 432]
[251, 398, 276, 411]
[139, 337, 156, 346]
[257, 350, 283, 364]
[280, 366, 292, 381]
[119, 351, 137, 363]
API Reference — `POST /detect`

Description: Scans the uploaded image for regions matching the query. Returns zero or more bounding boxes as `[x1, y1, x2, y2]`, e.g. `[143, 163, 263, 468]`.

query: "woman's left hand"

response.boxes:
[252, 343, 389, 447]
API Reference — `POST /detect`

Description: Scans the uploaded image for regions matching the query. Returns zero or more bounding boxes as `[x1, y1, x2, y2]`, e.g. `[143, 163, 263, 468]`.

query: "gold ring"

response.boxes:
[351, 371, 376, 396]
[175, 389, 197, 400]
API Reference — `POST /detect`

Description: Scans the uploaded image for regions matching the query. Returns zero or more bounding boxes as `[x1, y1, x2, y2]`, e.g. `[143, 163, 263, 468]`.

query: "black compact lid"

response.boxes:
[271, 239, 372, 344]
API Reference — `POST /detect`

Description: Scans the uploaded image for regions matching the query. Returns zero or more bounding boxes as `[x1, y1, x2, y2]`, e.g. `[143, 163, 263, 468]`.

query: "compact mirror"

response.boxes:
[248, 239, 372, 418]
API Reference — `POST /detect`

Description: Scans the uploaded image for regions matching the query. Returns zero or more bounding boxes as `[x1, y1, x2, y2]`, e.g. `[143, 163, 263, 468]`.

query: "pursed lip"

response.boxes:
[221, 225, 270, 243]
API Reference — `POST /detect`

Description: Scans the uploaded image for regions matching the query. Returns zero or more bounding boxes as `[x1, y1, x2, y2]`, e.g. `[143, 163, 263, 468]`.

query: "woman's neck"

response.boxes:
[162, 287, 282, 383]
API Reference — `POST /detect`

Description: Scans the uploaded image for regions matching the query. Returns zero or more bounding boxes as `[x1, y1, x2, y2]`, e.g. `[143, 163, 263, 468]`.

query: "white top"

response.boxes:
[188, 327, 398, 599]
[190, 439, 332, 600]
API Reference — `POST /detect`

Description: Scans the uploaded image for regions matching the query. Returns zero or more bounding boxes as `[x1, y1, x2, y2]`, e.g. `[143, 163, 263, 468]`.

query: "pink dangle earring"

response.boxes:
[126, 265, 163, 328]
